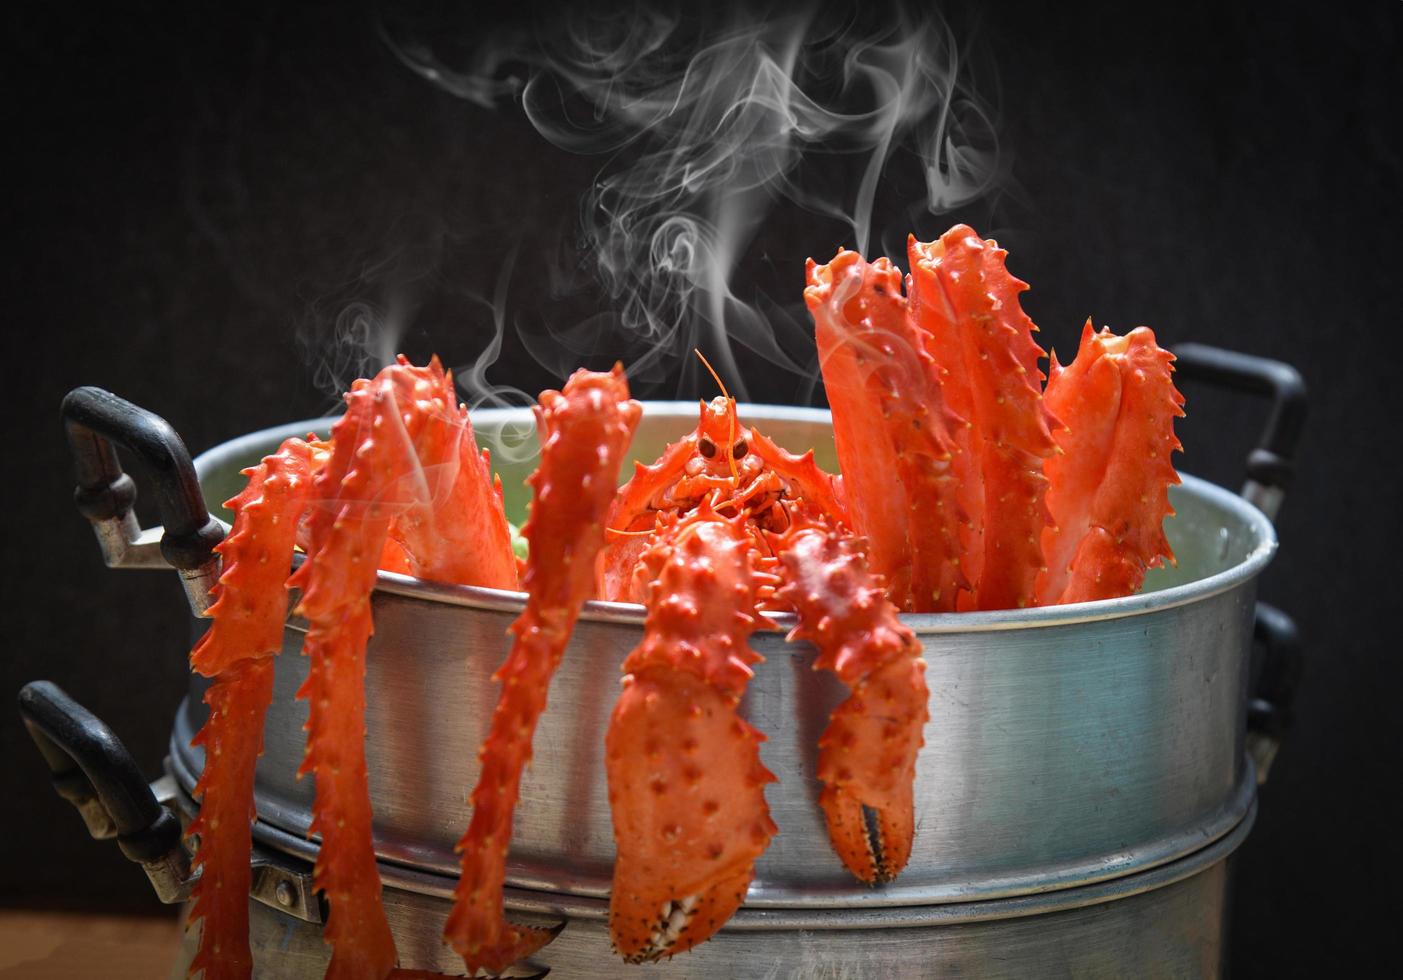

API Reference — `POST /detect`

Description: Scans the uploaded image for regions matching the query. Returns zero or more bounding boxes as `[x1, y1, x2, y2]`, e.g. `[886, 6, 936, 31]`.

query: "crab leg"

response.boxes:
[293, 357, 518, 980]
[1036, 322, 1184, 605]
[444, 367, 640, 976]
[908, 226, 1060, 611]
[806, 250, 967, 612]
[775, 519, 929, 883]
[384, 380, 518, 590]
[292, 379, 417, 980]
[606, 504, 778, 962]
[186, 438, 318, 980]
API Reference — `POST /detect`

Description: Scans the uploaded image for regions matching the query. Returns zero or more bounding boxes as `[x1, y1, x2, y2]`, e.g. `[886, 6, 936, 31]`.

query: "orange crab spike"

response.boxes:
[186, 436, 317, 980]
[596, 424, 703, 603]
[187, 660, 276, 980]
[908, 226, 1061, 611]
[774, 519, 929, 883]
[445, 366, 641, 976]
[189, 437, 318, 679]
[1037, 322, 1185, 605]
[606, 506, 778, 962]
[806, 249, 967, 612]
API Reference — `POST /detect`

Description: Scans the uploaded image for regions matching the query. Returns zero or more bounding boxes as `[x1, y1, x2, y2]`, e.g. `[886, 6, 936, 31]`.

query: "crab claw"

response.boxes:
[815, 655, 927, 882]
[607, 669, 776, 961]
[605, 508, 777, 962]
[775, 520, 929, 885]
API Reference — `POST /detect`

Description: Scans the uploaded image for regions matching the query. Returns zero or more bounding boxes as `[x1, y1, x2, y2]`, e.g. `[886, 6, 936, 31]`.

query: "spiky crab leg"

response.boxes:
[293, 357, 515, 980]
[1037, 322, 1184, 605]
[908, 226, 1060, 611]
[774, 519, 929, 883]
[806, 250, 967, 612]
[444, 367, 641, 976]
[606, 505, 778, 962]
[186, 436, 318, 980]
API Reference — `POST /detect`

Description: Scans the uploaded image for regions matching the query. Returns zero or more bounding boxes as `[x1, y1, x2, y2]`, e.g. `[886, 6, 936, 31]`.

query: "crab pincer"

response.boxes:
[445, 366, 641, 976]
[775, 519, 929, 884]
[606, 504, 779, 962]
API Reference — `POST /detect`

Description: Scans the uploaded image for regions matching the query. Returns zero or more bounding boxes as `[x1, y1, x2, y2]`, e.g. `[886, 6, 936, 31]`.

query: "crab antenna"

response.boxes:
[694, 348, 732, 403]
[694, 348, 739, 481]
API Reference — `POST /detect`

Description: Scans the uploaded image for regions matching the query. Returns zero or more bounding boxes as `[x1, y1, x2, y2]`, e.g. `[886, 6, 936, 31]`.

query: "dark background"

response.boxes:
[4, 1, 1398, 976]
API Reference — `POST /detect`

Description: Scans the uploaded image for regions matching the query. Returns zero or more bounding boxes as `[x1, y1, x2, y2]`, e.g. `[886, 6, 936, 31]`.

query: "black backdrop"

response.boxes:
[4, 2, 1398, 976]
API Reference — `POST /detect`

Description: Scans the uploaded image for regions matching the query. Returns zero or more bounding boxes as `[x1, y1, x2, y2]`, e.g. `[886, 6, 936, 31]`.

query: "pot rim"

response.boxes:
[194, 403, 1277, 635]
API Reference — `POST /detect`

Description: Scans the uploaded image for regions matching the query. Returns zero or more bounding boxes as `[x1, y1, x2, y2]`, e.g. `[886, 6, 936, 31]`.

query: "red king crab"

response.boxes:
[180, 223, 1183, 979]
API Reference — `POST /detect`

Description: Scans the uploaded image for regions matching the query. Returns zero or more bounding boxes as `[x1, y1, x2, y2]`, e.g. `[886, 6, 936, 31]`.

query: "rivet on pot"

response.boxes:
[275, 879, 297, 909]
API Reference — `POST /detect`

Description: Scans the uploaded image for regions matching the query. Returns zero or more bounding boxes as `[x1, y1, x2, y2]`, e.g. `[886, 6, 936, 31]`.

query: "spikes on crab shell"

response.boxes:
[1037, 324, 1185, 606]
[773, 519, 929, 885]
[187, 658, 277, 980]
[289, 358, 540, 978]
[190, 438, 317, 679]
[185, 437, 317, 980]
[607, 671, 776, 962]
[596, 430, 701, 603]
[291, 370, 420, 980]
[606, 506, 778, 962]
[907, 226, 1061, 612]
[806, 248, 968, 613]
[383, 360, 520, 591]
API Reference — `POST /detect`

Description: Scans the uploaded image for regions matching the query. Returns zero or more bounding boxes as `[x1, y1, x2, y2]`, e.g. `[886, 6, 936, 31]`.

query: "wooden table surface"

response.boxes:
[0, 910, 185, 980]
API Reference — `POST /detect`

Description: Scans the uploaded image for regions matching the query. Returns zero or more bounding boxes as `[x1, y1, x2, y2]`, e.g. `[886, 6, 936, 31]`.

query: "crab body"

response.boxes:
[594, 384, 933, 958]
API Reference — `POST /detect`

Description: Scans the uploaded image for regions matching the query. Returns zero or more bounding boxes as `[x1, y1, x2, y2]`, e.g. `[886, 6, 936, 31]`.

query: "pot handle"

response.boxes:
[17, 680, 194, 903]
[61, 386, 225, 616]
[1170, 343, 1306, 523]
[1246, 603, 1301, 785]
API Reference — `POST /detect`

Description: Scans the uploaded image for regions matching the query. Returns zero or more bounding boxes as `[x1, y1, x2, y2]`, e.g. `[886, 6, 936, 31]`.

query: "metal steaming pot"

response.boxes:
[22, 343, 1304, 978]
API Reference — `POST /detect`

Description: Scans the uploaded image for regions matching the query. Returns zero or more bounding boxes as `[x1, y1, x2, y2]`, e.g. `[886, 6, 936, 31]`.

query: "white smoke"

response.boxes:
[378, 0, 1005, 400]
[299, 235, 431, 407]
[456, 242, 541, 464]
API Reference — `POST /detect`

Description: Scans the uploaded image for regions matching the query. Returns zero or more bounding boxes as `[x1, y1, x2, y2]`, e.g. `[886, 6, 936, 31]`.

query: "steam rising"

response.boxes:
[376, 0, 1005, 402]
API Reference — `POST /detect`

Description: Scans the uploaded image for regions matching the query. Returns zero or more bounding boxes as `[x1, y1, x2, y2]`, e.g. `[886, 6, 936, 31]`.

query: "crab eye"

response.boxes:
[698, 437, 717, 458]
[732, 440, 749, 459]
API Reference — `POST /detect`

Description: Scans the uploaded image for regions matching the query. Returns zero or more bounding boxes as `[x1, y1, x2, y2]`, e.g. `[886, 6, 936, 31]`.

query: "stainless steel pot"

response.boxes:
[172, 405, 1270, 911]
[26, 343, 1305, 978]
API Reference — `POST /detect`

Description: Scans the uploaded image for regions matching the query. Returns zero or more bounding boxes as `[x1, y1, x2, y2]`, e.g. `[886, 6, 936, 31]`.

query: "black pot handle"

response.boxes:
[17, 680, 193, 903]
[1245, 603, 1302, 785]
[61, 386, 225, 615]
[1171, 343, 1307, 522]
